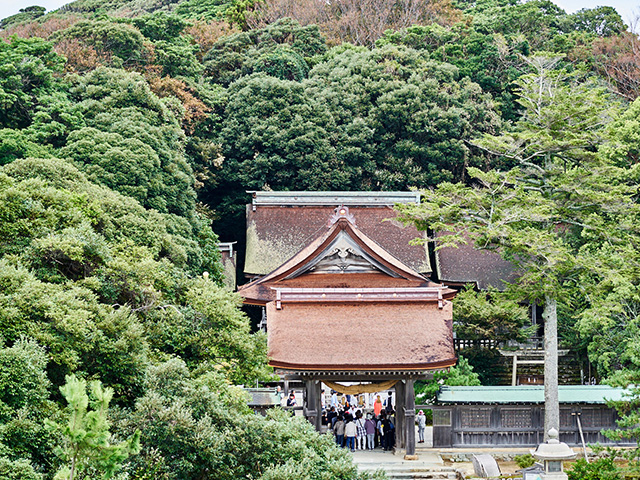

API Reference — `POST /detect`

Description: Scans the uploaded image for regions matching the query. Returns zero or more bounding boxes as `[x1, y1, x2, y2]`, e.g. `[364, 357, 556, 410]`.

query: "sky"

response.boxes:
[0, 0, 639, 27]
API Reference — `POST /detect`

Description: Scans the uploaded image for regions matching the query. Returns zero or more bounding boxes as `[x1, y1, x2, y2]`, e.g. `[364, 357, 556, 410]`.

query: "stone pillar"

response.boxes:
[404, 379, 416, 456]
[304, 380, 321, 431]
[395, 381, 405, 449]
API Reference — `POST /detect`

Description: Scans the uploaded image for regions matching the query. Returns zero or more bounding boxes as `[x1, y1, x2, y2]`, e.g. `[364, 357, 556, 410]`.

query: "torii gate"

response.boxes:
[238, 192, 457, 456]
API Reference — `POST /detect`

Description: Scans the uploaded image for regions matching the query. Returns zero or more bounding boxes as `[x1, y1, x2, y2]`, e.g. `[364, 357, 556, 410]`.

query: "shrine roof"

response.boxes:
[244, 192, 430, 277]
[435, 234, 518, 291]
[437, 385, 627, 404]
[239, 209, 456, 304]
[266, 301, 456, 371]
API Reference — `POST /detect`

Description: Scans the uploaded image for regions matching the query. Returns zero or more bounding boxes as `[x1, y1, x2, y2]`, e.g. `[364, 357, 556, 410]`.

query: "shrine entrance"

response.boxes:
[238, 192, 458, 457]
[295, 374, 420, 454]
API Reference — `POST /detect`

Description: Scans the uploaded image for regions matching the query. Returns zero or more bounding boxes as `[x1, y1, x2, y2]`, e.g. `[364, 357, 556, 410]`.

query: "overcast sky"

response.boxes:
[1, 0, 638, 29]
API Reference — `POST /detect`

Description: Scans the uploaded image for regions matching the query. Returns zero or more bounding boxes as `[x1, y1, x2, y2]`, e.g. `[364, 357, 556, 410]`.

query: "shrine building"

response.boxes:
[238, 191, 462, 455]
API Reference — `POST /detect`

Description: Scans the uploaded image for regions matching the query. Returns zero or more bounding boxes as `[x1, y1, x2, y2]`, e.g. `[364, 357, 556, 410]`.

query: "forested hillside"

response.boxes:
[1, 0, 640, 477]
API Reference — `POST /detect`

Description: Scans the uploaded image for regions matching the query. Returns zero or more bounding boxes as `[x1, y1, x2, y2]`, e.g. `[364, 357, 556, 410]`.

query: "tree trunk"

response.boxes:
[543, 295, 559, 440]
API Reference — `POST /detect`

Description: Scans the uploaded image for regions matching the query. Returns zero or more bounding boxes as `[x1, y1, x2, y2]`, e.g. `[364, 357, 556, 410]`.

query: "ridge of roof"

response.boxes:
[248, 191, 421, 206]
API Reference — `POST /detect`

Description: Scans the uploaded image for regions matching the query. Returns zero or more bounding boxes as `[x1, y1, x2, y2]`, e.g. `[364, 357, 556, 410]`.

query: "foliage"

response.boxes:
[63, 67, 196, 217]
[561, 7, 626, 38]
[0, 338, 59, 473]
[115, 359, 370, 480]
[453, 286, 532, 344]
[203, 17, 326, 86]
[415, 356, 481, 403]
[132, 12, 189, 42]
[567, 457, 622, 480]
[0, 6, 46, 29]
[377, 23, 528, 121]
[50, 375, 140, 480]
[514, 453, 535, 469]
[54, 20, 148, 67]
[0, 458, 43, 480]
[0, 158, 274, 403]
[0, 37, 65, 130]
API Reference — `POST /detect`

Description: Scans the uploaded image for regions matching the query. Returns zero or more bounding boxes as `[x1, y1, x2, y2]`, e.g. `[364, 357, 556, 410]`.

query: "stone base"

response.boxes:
[404, 454, 419, 461]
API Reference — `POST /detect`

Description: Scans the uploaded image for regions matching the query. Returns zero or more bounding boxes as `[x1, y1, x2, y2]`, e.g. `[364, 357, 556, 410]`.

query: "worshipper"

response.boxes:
[331, 390, 338, 408]
[327, 406, 337, 429]
[382, 416, 395, 451]
[364, 413, 376, 450]
[344, 417, 357, 452]
[333, 414, 345, 447]
[286, 392, 297, 407]
[417, 410, 426, 443]
[373, 395, 383, 417]
[355, 411, 366, 450]
[384, 392, 394, 415]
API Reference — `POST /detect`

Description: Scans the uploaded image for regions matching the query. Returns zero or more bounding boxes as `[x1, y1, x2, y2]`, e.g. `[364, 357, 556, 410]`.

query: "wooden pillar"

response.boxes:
[395, 381, 405, 449]
[405, 379, 416, 456]
[304, 380, 321, 431]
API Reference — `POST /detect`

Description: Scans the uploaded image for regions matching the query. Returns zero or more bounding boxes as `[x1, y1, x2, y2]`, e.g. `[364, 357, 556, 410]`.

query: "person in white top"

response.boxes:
[417, 410, 427, 443]
[344, 419, 357, 452]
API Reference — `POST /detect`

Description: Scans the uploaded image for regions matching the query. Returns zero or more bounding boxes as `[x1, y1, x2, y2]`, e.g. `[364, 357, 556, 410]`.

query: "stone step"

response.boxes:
[359, 468, 460, 479]
[358, 465, 461, 479]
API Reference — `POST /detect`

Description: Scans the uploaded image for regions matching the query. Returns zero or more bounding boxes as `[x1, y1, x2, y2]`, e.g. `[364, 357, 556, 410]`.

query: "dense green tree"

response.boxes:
[561, 6, 626, 38]
[415, 356, 481, 403]
[0, 458, 42, 480]
[63, 68, 196, 217]
[306, 44, 501, 188]
[132, 12, 190, 42]
[115, 359, 371, 480]
[453, 286, 532, 344]
[54, 20, 147, 67]
[203, 17, 326, 86]
[0, 338, 59, 474]
[0, 37, 65, 130]
[378, 23, 528, 121]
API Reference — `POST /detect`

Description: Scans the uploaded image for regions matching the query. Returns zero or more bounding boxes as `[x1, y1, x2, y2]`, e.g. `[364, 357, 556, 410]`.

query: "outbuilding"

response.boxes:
[431, 385, 633, 447]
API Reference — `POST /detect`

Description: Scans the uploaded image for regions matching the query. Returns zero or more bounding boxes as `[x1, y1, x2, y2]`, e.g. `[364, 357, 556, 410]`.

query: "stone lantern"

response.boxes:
[531, 428, 577, 480]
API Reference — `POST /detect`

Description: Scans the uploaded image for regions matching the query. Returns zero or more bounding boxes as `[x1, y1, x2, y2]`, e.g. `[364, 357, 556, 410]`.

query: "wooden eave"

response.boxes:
[269, 358, 458, 372]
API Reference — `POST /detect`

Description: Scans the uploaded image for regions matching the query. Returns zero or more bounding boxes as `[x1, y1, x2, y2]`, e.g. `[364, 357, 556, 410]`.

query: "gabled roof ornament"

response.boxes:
[328, 205, 356, 227]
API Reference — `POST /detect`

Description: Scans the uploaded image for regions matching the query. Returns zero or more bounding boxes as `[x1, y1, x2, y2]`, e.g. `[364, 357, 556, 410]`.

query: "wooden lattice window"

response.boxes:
[560, 409, 574, 428]
[581, 408, 614, 428]
[460, 408, 491, 429]
[501, 409, 532, 428]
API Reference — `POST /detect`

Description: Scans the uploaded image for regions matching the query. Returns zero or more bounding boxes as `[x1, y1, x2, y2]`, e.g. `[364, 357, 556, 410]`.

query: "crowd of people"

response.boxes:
[323, 392, 396, 452]
[280, 387, 429, 451]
